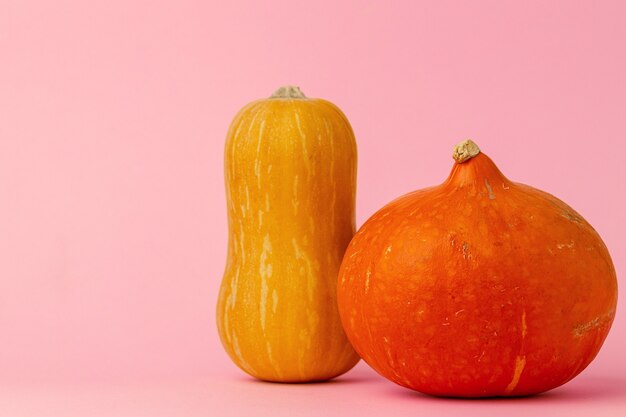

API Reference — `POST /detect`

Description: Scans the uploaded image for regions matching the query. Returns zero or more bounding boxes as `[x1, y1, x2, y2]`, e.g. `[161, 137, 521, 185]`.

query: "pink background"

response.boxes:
[1, 1, 625, 415]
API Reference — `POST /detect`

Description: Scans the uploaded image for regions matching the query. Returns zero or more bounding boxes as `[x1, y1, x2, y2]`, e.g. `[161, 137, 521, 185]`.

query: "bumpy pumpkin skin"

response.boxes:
[337, 142, 617, 397]
[217, 87, 360, 382]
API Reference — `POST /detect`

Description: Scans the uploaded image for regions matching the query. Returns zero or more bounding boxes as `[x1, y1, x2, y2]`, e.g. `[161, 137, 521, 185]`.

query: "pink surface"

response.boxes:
[1, 0, 625, 415]
[1, 364, 625, 417]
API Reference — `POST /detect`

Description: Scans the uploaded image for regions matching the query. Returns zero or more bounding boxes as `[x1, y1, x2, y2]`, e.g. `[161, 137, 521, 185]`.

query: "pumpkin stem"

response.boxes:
[270, 85, 307, 99]
[453, 140, 481, 164]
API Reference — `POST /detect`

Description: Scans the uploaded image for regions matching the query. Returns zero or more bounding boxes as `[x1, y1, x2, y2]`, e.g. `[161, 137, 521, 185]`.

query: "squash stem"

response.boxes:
[453, 140, 481, 164]
[270, 85, 307, 99]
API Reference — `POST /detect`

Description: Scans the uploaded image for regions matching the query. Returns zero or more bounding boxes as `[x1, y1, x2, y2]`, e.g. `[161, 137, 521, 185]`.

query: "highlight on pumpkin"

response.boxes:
[217, 86, 360, 382]
[337, 141, 617, 397]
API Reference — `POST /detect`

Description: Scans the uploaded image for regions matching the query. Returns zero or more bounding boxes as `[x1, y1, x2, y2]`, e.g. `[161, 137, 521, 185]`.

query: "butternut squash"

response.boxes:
[217, 86, 360, 382]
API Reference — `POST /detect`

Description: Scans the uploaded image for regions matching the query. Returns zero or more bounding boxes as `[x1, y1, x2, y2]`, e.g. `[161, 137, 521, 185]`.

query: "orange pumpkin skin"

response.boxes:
[337, 141, 617, 397]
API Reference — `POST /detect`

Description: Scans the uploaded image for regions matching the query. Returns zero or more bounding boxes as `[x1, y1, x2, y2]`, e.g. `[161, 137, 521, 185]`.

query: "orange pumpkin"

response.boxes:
[337, 140, 617, 397]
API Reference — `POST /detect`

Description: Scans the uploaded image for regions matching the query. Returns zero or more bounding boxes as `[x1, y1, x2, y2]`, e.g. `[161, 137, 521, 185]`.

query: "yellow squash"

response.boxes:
[217, 86, 360, 382]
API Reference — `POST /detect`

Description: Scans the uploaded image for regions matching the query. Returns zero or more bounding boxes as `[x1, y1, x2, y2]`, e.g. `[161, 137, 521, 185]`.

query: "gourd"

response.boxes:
[337, 140, 617, 397]
[217, 86, 360, 382]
